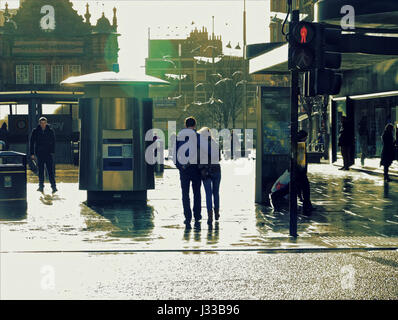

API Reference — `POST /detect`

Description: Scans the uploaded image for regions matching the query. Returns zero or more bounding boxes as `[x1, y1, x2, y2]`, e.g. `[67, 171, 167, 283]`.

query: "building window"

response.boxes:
[196, 91, 206, 103]
[185, 93, 193, 105]
[51, 65, 64, 84]
[16, 65, 29, 84]
[196, 70, 206, 82]
[33, 65, 46, 84]
[247, 90, 256, 100]
[68, 65, 81, 77]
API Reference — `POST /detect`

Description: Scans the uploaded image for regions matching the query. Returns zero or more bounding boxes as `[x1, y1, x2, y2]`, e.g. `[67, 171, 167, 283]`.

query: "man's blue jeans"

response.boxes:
[202, 171, 221, 212]
[179, 166, 202, 223]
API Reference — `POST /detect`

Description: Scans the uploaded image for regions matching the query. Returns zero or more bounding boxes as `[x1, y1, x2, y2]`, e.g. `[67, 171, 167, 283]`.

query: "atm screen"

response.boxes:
[108, 146, 122, 157]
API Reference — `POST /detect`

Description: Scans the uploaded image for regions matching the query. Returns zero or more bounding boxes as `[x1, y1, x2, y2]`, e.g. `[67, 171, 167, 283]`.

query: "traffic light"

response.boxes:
[288, 19, 343, 95]
[318, 25, 342, 70]
[314, 25, 343, 95]
[288, 22, 318, 71]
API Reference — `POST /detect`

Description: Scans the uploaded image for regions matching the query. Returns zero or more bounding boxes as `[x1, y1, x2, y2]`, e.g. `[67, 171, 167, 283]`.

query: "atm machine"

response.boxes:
[62, 71, 168, 205]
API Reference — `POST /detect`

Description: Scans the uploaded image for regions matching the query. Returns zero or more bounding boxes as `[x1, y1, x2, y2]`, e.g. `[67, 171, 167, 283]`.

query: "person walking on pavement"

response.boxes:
[296, 130, 314, 215]
[198, 127, 221, 225]
[0, 122, 9, 151]
[358, 116, 369, 167]
[338, 116, 354, 170]
[380, 123, 395, 182]
[30, 117, 58, 193]
[316, 132, 324, 152]
[174, 117, 202, 229]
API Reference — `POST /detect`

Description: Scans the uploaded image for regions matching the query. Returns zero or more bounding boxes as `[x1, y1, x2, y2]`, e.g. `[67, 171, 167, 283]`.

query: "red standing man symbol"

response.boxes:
[300, 26, 308, 43]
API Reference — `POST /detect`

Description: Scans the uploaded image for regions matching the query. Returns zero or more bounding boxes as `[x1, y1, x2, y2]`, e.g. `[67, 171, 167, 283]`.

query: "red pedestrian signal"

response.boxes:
[288, 21, 343, 95]
[289, 22, 316, 71]
[292, 22, 315, 45]
[300, 26, 308, 43]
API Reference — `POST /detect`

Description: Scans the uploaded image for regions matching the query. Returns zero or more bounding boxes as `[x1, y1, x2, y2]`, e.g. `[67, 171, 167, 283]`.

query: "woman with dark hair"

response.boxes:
[338, 116, 354, 170]
[380, 123, 395, 182]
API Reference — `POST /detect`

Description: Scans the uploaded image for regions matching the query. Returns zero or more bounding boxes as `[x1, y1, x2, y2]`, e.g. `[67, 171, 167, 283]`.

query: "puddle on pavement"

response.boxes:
[87, 203, 155, 240]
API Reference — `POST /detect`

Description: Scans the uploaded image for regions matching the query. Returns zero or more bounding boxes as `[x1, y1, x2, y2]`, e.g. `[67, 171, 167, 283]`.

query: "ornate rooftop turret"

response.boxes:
[95, 12, 113, 33]
[84, 3, 91, 25]
[112, 7, 117, 31]
[3, 2, 10, 20]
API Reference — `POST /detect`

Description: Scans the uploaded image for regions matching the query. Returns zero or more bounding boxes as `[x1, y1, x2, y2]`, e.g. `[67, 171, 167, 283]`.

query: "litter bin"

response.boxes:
[0, 151, 27, 208]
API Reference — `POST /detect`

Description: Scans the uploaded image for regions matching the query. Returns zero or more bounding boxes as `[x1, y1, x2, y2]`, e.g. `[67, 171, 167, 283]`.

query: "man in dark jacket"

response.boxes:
[30, 117, 57, 193]
[174, 116, 202, 228]
[296, 130, 313, 215]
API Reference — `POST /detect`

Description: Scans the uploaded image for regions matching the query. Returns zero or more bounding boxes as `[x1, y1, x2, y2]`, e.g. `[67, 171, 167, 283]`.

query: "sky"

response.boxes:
[0, 0, 272, 118]
[3, 0, 271, 73]
[73, 0, 271, 74]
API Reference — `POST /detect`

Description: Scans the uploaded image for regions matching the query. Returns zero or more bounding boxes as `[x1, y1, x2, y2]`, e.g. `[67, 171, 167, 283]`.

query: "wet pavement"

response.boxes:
[2, 250, 398, 299]
[335, 156, 398, 179]
[1, 159, 398, 252]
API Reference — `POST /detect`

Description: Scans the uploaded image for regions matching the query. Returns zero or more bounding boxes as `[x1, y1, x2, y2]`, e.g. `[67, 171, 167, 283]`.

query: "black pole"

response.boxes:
[289, 10, 300, 238]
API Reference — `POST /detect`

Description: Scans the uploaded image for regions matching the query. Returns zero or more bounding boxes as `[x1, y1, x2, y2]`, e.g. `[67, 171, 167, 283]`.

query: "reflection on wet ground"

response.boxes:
[88, 203, 155, 239]
[1, 161, 398, 252]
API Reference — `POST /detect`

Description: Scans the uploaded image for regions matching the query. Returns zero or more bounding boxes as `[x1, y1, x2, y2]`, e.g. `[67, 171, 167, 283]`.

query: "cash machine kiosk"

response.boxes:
[62, 72, 168, 205]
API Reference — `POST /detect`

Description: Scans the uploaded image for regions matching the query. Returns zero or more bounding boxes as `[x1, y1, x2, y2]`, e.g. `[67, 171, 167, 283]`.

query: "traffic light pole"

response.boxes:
[289, 9, 300, 238]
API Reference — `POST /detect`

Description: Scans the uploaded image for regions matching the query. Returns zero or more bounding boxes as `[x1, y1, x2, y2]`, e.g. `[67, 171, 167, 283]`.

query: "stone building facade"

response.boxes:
[0, 0, 119, 91]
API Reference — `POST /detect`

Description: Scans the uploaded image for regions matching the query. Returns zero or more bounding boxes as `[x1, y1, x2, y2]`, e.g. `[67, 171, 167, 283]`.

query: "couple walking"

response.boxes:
[174, 117, 221, 228]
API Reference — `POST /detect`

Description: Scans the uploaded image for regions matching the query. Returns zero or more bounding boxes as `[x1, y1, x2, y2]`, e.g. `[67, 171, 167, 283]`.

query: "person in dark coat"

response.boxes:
[0, 122, 9, 150]
[338, 116, 354, 170]
[380, 123, 395, 182]
[174, 117, 202, 229]
[296, 130, 313, 215]
[30, 117, 58, 193]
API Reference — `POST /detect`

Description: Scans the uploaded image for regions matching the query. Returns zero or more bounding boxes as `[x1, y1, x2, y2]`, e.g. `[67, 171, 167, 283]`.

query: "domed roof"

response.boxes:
[95, 12, 113, 33]
[61, 71, 170, 86]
